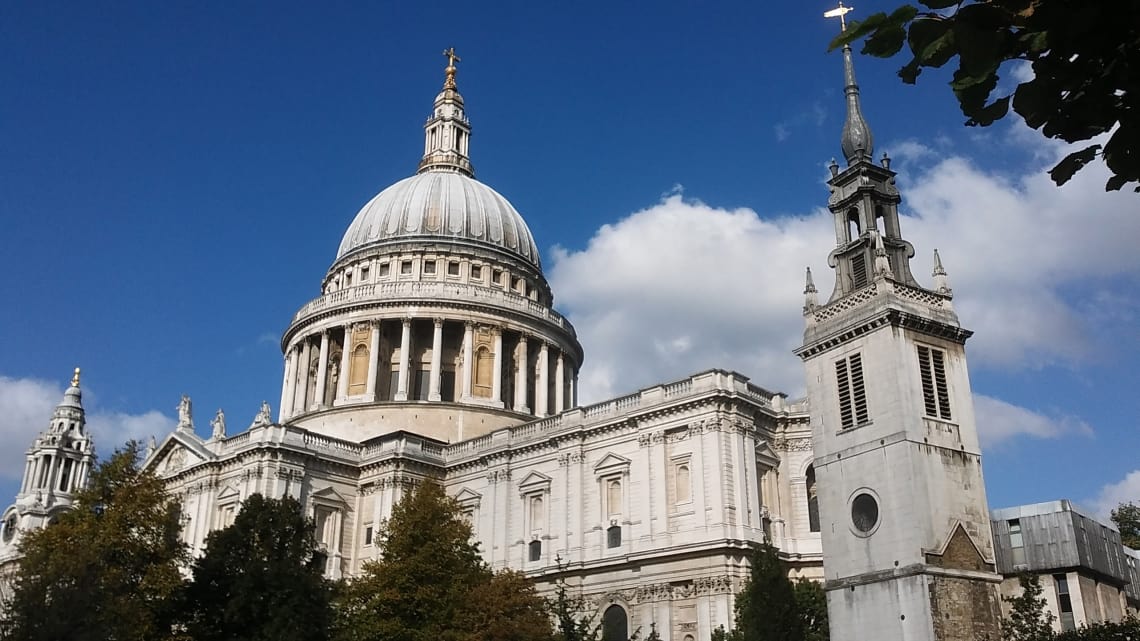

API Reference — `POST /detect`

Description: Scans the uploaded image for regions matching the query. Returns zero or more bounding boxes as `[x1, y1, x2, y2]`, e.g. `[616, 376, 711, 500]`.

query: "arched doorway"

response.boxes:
[602, 604, 628, 641]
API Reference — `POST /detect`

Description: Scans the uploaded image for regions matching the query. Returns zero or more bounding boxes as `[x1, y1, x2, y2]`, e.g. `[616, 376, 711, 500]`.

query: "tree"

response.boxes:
[831, 0, 1140, 192]
[334, 481, 552, 641]
[1110, 502, 1140, 549]
[1004, 573, 1056, 641]
[1054, 617, 1140, 641]
[733, 542, 804, 641]
[792, 578, 829, 641]
[457, 569, 556, 641]
[548, 566, 600, 641]
[0, 441, 188, 641]
[182, 494, 332, 641]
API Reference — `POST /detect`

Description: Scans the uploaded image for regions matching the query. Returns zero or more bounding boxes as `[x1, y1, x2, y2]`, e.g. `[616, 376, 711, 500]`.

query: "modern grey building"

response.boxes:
[991, 500, 1138, 631]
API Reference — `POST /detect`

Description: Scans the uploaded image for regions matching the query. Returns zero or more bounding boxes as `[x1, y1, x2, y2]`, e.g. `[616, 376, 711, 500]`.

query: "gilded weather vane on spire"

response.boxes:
[824, 2, 853, 32]
[442, 47, 461, 89]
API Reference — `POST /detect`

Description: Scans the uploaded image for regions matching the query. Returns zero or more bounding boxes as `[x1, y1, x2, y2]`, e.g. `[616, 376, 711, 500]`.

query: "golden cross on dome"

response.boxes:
[71, 367, 81, 387]
[824, 2, 854, 31]
[443, 47, 461, 68]
[442, 47, 461, 89]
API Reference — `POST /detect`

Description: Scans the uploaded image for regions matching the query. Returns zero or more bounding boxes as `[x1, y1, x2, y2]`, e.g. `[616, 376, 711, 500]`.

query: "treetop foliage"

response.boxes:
[832, 0, 1140, 193]
[183, 494, 332, 641]
[1004, 573, 1056, 641]
[1110, 502, 1140, 549]
[0, 441, 188, 641]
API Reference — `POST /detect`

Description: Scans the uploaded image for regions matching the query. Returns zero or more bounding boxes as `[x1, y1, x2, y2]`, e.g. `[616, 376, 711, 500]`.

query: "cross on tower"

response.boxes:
[443, 47, 461, 68]
[824, 2, 854, 31]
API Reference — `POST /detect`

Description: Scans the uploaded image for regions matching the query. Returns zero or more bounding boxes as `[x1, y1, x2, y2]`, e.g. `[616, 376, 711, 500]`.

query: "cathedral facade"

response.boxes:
[2, 43, 999, 641]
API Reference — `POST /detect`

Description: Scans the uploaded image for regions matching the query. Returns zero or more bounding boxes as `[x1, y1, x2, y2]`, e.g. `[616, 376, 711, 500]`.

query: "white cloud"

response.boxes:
[548, 131, 1140, 407]
[0, 376, 64, 481]
[0, 376, 175, 482]
[1090, 470, 1140, 521]
[972, 394, 1092, 448]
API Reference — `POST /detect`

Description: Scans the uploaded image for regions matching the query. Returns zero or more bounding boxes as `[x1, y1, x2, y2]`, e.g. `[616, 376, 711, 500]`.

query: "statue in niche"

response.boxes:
[328, 356, 341, 391]
[177, 395, 193, 431]
[210, 408, 226, 440]
[252, 401, 272, 427]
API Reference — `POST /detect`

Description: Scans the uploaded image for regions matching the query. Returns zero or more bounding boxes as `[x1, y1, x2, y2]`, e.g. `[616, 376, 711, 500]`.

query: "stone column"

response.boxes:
[280, 347, 297, 421]
[429, 318, 443, 401]
[313, 331, 330, 410]
[514, 334, 529, 413]
[571, 371, 579, 408]
[536, 342, 549, 417]
[461, 322, 474, 400]
[294, 338, 312, 414]
[554, 352, 565, 413]
[336, 327, 352, 402]
[395, 318, 412, 401]
[365, 321, 381, 401]
[20, 456, 33, 493]
[491, 327, 503, 405]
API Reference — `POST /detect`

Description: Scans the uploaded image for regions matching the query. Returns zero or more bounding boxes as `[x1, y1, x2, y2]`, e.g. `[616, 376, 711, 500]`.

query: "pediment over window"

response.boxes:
[594, 452, 631, 477]
[310, 486, 349, 508]
[755, 442, 781, 467]
[453, 487, 482, 509]
[216, 485, 241, 503]
[518, 471, 552, 495]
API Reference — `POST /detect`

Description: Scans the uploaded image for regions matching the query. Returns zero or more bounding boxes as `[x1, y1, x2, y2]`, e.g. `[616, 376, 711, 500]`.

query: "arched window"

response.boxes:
[349, 343, 369, 394]
[528, 539, 542, 562]
[846, 206, 862, 242]
[474, 346, 493, 398]
[529, 495, 544, 532]
[675, 462, 692, 504]
[806, 465, 820, 533]
[607, 479, 622, 517]
[602, 605, 628, 641]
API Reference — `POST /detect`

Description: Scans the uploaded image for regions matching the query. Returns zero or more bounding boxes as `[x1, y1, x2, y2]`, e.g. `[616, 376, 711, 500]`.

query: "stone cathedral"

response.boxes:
[2, 41, 1000, 641]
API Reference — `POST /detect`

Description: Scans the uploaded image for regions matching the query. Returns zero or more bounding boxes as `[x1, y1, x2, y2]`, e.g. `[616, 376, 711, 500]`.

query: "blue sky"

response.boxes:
[2, 1, 1138, 517]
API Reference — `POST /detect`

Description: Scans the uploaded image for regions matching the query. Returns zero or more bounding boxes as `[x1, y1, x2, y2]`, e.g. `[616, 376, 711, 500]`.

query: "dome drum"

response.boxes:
[278, 311, 581, 443]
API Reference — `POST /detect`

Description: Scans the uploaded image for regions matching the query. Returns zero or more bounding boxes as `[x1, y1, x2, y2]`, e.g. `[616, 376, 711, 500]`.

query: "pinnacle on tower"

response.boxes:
[804, 267, 819, 311]
[932, 248, 952, 295]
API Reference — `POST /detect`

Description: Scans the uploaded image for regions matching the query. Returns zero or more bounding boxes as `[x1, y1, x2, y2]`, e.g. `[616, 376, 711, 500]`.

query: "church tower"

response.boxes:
[1, 369, 95, 558]
[795, 11, 1003, 641]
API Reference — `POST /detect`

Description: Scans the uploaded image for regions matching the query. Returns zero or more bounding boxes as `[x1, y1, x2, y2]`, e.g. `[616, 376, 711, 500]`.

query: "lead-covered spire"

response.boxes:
[826, 3, 874, 164]
[418, 47, 475, 177]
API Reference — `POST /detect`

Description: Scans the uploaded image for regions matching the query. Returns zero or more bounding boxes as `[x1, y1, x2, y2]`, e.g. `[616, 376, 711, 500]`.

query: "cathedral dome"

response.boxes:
[336, 171, 541, 270]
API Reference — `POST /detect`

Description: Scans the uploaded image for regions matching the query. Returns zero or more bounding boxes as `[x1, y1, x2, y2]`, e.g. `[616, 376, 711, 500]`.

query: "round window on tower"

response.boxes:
[850, 492, 880, 536]
[2, 513, 16, 544]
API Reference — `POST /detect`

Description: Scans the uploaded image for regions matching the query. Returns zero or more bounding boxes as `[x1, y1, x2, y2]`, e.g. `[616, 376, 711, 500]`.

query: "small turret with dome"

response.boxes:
[1, 368, 95, 558]
[278, 51, 583, 444]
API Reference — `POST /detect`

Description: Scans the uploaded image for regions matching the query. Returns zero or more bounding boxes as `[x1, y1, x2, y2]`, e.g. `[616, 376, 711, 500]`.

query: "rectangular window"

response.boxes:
[447, 261, 461, 276]
[492, 269, 503, 286]
[400, 260, 413, 275]
[388, 370, 400, 400]
[851, 253, 869, 289]
[917, 346, 952, 420]
[835, 353, 869, 429]
[1009, 519, 1026, 566]
[528, 539, 542, 561]
[423, 260, 437, 275]
[470, 265, 483, 280]
[360, 266, 370, 282]
[607, 524, 622, 548]
[413, 369, 431, 401]
[1055, 574, 1076, 631]
[364, 526, 374, 546]
[378, 263, 391, 278]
